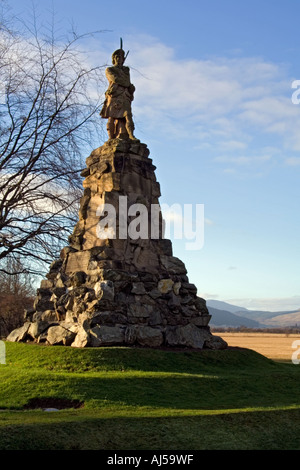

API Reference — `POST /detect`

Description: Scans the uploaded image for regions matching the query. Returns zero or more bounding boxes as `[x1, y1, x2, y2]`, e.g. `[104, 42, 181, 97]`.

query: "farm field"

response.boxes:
[213, 332, 300, 362]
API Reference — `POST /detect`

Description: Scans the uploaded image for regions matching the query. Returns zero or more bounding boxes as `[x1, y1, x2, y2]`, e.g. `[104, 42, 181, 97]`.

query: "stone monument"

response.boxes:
[7, 43, 227, 350]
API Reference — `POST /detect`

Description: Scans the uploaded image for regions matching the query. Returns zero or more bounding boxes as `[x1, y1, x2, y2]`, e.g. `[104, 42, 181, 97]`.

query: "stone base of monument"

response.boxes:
[7, 139, 227, 351]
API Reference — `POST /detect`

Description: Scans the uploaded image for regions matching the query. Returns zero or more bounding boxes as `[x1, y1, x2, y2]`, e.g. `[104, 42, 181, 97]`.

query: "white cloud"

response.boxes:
[202, 293, 220, 300]
[107, 35, 300, 160]
[285, 157, 300, 166]
[218, 140, 248, 151]
[238, 96, 299, 134]
[88, 35, 300, 172]
[226, 296, 300, 312]
[215, 154, 272, 165]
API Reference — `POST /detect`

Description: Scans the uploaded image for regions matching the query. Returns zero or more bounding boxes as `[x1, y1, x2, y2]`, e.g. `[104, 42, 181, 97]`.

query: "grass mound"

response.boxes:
[4, 340, 274, 373]
[0, 341, 300, 450]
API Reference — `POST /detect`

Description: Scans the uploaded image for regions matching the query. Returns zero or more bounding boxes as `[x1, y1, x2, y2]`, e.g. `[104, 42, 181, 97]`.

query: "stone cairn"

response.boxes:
[7, 45, 227, 351]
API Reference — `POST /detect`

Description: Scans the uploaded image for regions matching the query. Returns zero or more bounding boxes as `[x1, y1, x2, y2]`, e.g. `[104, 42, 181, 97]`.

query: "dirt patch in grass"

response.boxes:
[23, 397, 84, 410]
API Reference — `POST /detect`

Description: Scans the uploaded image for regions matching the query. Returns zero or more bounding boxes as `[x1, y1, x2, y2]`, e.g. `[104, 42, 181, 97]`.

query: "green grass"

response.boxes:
[0, 341, 300, 450]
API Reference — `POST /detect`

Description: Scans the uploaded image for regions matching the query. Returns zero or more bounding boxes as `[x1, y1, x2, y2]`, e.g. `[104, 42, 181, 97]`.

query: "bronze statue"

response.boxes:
[100, 42, 139, 141]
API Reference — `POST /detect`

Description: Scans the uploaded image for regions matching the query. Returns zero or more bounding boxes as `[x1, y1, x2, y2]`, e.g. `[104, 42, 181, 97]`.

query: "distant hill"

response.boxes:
[258, 310, 300, 327]
[206, 300, 248, 314]
[233, 308, 300, 322]
[207, 306, 262, 328]
[206, 299, 300, 328]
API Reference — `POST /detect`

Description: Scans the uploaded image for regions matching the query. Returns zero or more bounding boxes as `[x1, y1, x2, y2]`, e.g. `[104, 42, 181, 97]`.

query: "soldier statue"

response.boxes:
[100, 41, 139, 141]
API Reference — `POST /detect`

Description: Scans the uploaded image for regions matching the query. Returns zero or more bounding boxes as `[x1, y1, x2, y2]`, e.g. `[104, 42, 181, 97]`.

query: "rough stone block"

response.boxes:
[65, 251, 91, 274]
[204, 334, 228, 350]
[160, 255, 187, 274]
[94, 280, 115, 300]
[33, 310, 58, 322]
[135, 326, 163, 348]
[46, 325, 77, 346]
[71, 325, 90, 348]
[28, 321, 51, 339]
[6, 322, 31, 342]
[190, 315, 212, 327]
[40, 279, 54, 289]
[157, 279, 174, 294]
[128, 303, 153, 318]
[90, 325, 125, 346]
[131, 282, 147, 295]
[166, 324, 212, 349]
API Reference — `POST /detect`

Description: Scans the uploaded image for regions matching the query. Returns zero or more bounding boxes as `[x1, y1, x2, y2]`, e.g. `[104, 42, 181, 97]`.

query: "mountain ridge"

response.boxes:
[206, 299, 300, 328]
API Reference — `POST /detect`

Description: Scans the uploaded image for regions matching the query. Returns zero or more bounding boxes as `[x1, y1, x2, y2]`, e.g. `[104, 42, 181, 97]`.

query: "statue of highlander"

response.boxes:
[100, 39, 139, 141]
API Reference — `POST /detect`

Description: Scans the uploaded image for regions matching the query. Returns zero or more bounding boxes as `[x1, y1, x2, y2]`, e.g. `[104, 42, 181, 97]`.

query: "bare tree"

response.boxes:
[0, 257, 35, 337]
[0, 6, 106, 275]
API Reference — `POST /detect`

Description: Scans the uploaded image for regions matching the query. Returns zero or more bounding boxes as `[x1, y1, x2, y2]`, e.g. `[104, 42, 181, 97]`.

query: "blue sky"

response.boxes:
[8, 0, 300, 311]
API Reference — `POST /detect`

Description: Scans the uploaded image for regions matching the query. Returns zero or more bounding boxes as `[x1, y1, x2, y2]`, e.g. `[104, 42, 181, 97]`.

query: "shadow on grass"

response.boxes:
[3, 366, 298, 412]
[2, 343, 300, 413]
[65, 371, 300, 410]
[0, 407, 300, 450]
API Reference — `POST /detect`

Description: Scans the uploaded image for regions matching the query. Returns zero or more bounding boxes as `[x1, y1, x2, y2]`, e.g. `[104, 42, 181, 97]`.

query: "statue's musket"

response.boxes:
[120, 37, 129, 62]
